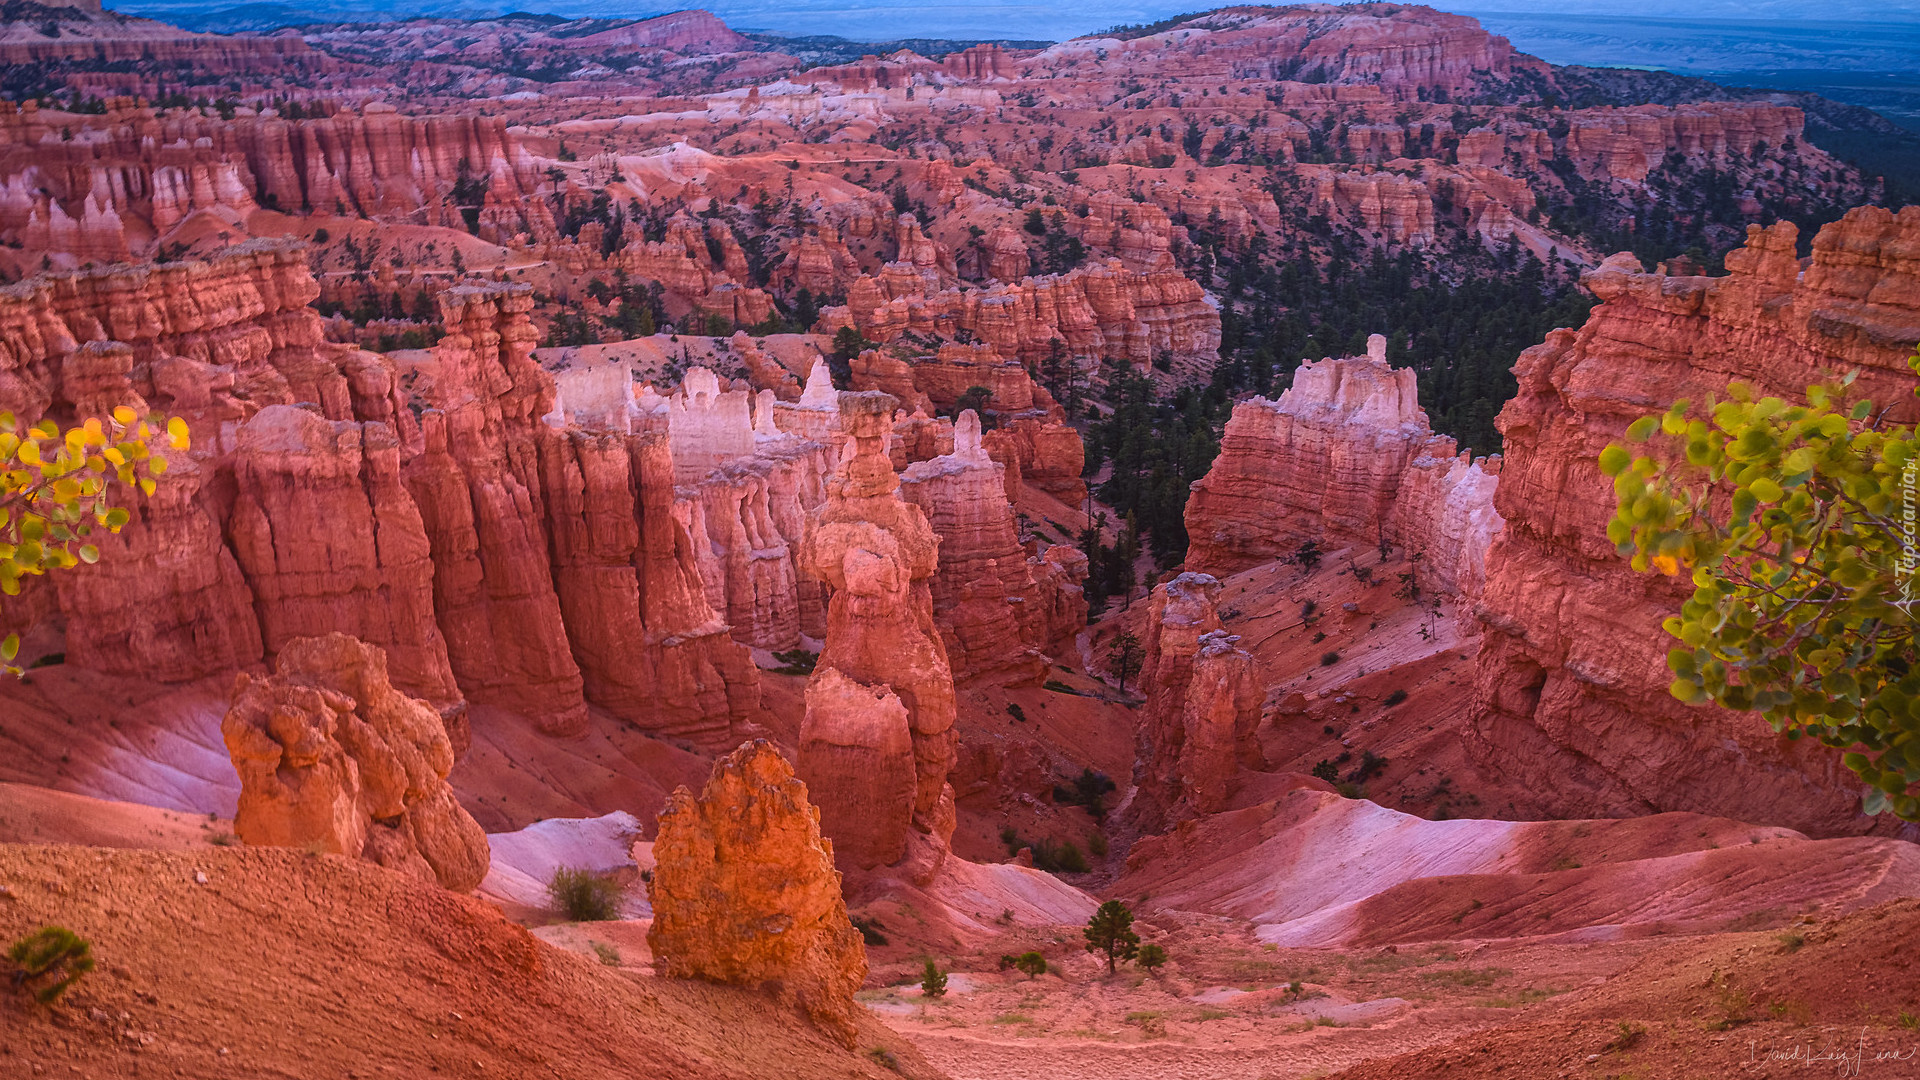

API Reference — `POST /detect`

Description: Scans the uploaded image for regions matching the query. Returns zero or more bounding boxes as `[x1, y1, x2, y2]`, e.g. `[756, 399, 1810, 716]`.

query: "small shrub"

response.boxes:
[852, 915, 889, 946]
[549, 867, 621, 922]
[1087, 831, 1109, 858]
[1043, 679, 1081, 695]
[1006, 702, 1028, 722]
[1311, 759, 1340, 784]
[1311, 631, 1327, 643]
[920, 958, 947, 998]
[1014, 951, 1048, 979]
[1048, 841, 1090, 874]
[1776, 931, 1805, 953]
[770, 648, 817, 675]
[1707, 971, 1751, 1030]
[591, 941, 621, 966]
[1383, 689, 1408, 707]
[1603, 1020, 1645, 1052]
[1137, 943, 1168, 972]
[1335, 781, 1364, 799]
[1320, 651, 1341, 666]
[1052, 768, 1116, 818]
[7, 927, 94, 1004]
[1346, 750, 1389, 784]
[1900, 1011, 1919, 1031]
[866, 1047, 903, 1073]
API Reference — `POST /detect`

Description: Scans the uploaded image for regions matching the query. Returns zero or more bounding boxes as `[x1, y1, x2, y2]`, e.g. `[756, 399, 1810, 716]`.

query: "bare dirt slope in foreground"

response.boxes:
[0, 843, 943, 1080]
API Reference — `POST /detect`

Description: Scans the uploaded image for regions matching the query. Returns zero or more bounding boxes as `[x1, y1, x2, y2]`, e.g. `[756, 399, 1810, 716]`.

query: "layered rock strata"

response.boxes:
[900, 409, 1088, 678]
[648, 740, 867, 1048]
[1469, 209, 1920, 837]
[796, 391, 958, 883]
[222, 633, 489, 892]
[1129, 573, 1261, 830]
[0, 244, 761, 745]
[1184, 334, 1503, 599]
[823, 258, 1219, 368]
[0, 103, 543, 259]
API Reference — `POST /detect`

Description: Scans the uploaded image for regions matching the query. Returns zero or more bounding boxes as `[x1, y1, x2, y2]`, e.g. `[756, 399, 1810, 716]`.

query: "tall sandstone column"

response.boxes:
[796, 391, 958, 885]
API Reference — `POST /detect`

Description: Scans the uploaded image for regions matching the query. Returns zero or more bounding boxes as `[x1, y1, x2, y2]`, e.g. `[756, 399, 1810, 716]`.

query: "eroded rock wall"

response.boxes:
[1184, 335, 1503, 599]
[0, 244, 761, 745]
[1129, 572, 1261, 830]
[1470, 208, 1920, 837]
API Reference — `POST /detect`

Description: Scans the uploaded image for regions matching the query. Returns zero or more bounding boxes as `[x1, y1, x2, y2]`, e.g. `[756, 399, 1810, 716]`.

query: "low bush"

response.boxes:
[549, 867, 621, 922]
[770, 648, 817, 675]
[7, 927, 94, 1004]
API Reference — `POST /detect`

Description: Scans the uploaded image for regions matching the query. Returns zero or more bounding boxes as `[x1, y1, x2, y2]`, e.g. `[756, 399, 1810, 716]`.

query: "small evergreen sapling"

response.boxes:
[920, 959, 947, 998]
[1137, 943, 1168, 973]
[1084, 899, 1140, 974]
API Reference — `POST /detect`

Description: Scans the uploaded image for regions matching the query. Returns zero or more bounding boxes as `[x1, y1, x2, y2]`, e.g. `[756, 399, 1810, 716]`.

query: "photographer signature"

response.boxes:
[1747, 1030, 1919, 1076]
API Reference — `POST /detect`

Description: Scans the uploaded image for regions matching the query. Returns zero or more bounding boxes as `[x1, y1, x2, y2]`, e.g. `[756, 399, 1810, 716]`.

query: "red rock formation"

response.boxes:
[0, 10, 323, 69]
[223, 633, 488, 892]
[1185, 336, 1503, 599]
[899, 410, 1087, 678]
[0, 104, 545, 257]
[227, 405, 463, 711]
[980, 225, 1032, 283]
[1130, 572, 1261, 828]
[566, 10, 752, 52]
[648, 740, 867, 1048]
[1021, 5, 1550, 101]
[0, 246, 762, 746]
[409, 285, 589, 736]
[1470, 209, 1920, 837]
[796, 390, 957, 884]
[827, 258, 1219, 368]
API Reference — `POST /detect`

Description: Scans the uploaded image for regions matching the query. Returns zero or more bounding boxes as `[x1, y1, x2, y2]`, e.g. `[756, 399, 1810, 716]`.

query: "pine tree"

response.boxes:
[1083, 900, 1140, 974]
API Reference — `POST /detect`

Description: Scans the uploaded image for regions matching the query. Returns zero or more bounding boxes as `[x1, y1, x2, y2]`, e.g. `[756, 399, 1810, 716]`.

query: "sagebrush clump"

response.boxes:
[549, 867, 622, 921]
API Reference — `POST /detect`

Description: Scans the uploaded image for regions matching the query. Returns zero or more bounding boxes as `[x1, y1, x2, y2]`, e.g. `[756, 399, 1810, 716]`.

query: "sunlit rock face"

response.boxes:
[648, 739, 868, 1049]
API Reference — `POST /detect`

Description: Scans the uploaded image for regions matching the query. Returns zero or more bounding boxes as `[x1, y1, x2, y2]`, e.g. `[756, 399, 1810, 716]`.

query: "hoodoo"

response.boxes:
[4, 4, 1920, 1077]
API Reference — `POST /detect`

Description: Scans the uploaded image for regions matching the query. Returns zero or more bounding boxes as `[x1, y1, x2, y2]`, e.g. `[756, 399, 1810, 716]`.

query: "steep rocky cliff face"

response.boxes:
[796, 391, 958, 885]
[0, 5, 323, 68]
[1022, 5, 1550, 101]
[0, 102, 543, 261]
[899, 410, 1088, 679]
[824, 258, 1220, 368]
[1470, 207, 1920, 837]
[1185, 335, 1503, 600]
[647, 740, 868, 1048]
[223, 632, 489, 892]
[0, 242, 762, 745]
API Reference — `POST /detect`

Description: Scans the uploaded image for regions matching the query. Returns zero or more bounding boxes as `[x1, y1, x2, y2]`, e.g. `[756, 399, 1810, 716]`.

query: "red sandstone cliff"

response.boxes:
[0, 241, 762, 745]
[899, 410, 1088, 678]
[1469, 208, 1920, 838]
[1185, 335, 1503, 600]
[1128, 572, 1262, 830]
[0, 102, 544, 259]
